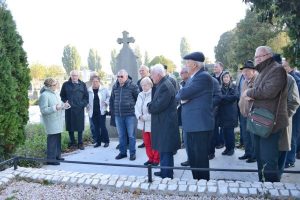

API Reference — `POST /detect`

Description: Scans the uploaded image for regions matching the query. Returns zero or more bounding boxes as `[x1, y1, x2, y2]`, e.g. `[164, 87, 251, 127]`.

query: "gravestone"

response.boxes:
[116, 31, 139, 82]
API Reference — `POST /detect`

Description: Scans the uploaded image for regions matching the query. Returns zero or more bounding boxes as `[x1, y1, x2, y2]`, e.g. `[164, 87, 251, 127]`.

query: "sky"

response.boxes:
[6, 0, 248, 74]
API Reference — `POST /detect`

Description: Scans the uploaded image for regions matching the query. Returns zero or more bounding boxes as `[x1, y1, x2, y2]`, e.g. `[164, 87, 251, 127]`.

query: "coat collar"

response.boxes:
[255, 57, 274, 73]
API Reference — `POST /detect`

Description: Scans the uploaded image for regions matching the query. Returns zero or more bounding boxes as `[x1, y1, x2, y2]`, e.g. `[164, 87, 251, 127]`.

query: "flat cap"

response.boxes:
[240, 60, 255, 70]
[183, 52, 205, 62]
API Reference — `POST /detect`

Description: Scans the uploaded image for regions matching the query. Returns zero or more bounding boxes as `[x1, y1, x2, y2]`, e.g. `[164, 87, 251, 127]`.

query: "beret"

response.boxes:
[183, 52, 205, 62]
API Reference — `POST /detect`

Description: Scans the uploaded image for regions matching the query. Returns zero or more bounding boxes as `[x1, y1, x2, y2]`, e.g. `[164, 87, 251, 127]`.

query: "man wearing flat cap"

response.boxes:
[238, 60, 257, 163]
[176, 51, 214, 180]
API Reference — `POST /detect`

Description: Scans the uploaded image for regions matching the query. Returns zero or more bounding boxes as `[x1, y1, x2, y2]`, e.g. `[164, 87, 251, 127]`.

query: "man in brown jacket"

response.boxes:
[242, 46, 288, 182]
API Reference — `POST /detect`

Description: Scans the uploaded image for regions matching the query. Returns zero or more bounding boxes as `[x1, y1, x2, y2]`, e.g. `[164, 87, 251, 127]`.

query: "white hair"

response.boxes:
[140, 77, 153, 87]
[117, 69, 128, 76]
[70, 70, 79, 76]
[150, 64, 166, 77]
[256, 46, 273, 55]
[140, 65, 149, 72]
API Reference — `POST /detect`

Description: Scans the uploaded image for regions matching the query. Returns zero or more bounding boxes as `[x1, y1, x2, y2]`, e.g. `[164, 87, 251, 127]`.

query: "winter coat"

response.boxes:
[218, 83, 239, 128]
[148, 76, 181, 152]
[135, 89, 152, 132]
[246, 58, 288, 133]
[60, 78, 89, 131]
[238, 74, 257, 117]
[111, 79, 139, 116]
[87, 86, 110, 117]
[39, 87, 64, 135]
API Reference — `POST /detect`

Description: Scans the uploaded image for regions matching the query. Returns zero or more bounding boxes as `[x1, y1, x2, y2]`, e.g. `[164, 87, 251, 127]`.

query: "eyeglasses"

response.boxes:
[51, 83, 57, 86]
[117, 75, 124, 78]
[180, 72, 188, 74]
[254, 53, 271, 59]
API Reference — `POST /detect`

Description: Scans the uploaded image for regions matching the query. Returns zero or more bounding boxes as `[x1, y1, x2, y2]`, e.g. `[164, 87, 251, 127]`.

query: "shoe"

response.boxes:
[152, 162, 159, 166]
[138, 143, 145, 148]
[46, 162, 60, 165]
[130, 154, 136, 161]
[208, 154, 215, 160]
[144, 160, 152, 165]
[222, 149, 234, 156]
[238, 155, 249, 160]
[78, 144, 85, 150]
[285, 163, 295, 168]
[180, 161, 190, 166]
[103, 143, 109, 148]
[222, 149, 229, 155]
[94, 143, 101, 148]
[56, 157, 65, 161]
[216, 144, 225, 149]
[296, 152, 300, 159]
[181, 143, 185, 149]
[235, 143, 244, 149]
[246, 158, 256, 163]
[116, 144, 120, 149]
[115, 153, 127, 160]
[154, 172, 162, 177]
[68, 143, 76, 149]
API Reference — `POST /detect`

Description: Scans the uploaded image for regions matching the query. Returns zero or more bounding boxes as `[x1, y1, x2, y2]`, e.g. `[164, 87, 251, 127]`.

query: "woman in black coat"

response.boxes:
[218, 71, 239, 156]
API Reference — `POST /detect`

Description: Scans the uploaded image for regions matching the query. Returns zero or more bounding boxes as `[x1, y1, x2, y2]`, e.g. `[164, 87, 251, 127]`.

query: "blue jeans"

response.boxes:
[115, 115, 136, 156]
[240, 115, 255, 158]
[159, 152, 174, 178]
[222, 127, 235, 151]
[253, 130, 281, 182]
[286, 109, 300, 165]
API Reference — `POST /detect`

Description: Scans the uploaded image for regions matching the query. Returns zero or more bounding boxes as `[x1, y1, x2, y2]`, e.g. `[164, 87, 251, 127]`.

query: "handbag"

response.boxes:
[246, 91, 282, 138]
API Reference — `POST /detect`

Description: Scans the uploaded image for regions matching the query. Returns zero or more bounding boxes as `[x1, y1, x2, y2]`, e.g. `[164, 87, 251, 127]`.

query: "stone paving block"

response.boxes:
[77, 177, 87, 184]
[269, 189, 279, 197]
[188, 185, 197, 193]
[197, 186, 206, 193]
[101, 174, 111, 180]
[118, 175, 128, 181]
[285, 183, 296, 190]
[61, 177, 70, 183]
[207, 181, 216, 186]
[207, 186, 217, 193]
[99, 179, 108, 186]
[92, 174, 102, 179]
[279, 189, 290, 197]
[140, 183, 149, 191]
[187, 180, 197, 185]
[197, 179, 207, 186]
[31, 173, 40, 180]
[296, 184, 300, 190]
[218, 186, 228, 195]
[52, 176, 61, 183]
[290, 190, 300, 198]
[124, 181, 132, 187]
[248, 188, 258, 196]
[91, 179, 99, 186]
[153, 176, 162, 181]
[158, 183, 167, 191]
[167, 184, 177, 191]
[229, 187, 238, 194]
[149, 184, 158, 190]
[69, 177, 78, 184]
[161, 178, 171, 184]
[4, 174, 14, 179]
[251, 182, 262, 188]
[229, 182, 239, 188]
[240, 182, 251, 188]
[239, 188, 248, 195]
[110, 175, 119, 180]
[75, 173, 84, 178]
[132, 182, 140, 189]
[45, 175, 53, 181]
[115, 181, 124, 188]
[263, 182, 273, 189]
[178, 181, 187, 185]
[127, 175, 136, 182]
[108, 180, 117, 186]
[178, 184, 187, 192]
[0, 178, 9, 184]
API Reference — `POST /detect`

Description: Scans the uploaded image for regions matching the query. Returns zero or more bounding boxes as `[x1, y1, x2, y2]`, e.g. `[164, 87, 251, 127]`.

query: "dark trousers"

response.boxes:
[89, 117, 96, 143]
[222, 127, 235, 151]
[92, 114, 110, 144]
[286, 110, 300, 165]
[240, 115, 255, 158]
[187, 131, 211, 180]
[238, 112, 244, 145]
[69, 131, 83, 145]
[47, 133, 61, 160]
[159, 152, 174, 178]
[209, 123, 222, 155]
[278, 151, 287, 180]
[253, 130, 281, 182]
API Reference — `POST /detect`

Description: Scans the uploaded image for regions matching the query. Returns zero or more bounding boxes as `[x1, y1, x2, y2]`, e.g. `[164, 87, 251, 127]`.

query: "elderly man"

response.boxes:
[243, 46, 288, 182]
[176, 52, 214, 180]
[148, 64, 180, 179]
[238, 60, 257, 163]
[60, 70, 89, 150]
[111, 69, 139, 161]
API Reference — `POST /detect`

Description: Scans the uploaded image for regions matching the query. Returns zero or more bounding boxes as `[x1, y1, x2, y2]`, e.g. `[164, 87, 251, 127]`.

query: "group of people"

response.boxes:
[39, 45, 300, 182]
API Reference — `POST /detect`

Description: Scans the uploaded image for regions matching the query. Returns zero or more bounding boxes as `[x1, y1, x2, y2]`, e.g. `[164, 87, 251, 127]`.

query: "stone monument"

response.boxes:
[116, 31, 139, 82]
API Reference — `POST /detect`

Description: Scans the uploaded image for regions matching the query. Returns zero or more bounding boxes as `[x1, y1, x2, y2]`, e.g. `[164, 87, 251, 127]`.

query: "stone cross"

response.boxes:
[117, 31, 135, 48]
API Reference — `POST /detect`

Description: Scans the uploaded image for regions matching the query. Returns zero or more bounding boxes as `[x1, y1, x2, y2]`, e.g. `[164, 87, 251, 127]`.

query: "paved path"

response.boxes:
[43, 139, 300, 183]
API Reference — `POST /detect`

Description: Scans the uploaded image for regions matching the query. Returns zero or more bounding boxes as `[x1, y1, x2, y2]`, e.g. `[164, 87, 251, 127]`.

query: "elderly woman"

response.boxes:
[39, 78, 70, 165]
[87, 76, 110, 148]
[135, 77, 160, 166]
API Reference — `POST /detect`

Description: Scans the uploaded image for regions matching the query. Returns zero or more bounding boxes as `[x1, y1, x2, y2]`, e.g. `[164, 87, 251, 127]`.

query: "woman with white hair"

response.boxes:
[135, 77, 159, 166]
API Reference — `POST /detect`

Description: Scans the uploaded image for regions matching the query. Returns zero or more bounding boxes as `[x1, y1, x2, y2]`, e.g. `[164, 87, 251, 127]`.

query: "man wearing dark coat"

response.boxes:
[176, 52, 214, 180]
[60, 70, 89, 150]
[148, 64, 181, 179]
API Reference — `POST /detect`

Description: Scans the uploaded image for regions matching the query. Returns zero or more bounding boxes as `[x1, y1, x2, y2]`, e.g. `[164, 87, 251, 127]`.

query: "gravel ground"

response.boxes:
[0, 181, 268, 200]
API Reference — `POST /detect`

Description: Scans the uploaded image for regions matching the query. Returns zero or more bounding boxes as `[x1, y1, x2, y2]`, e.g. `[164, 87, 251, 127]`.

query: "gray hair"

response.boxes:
[181, 66, 188, 73]
[256, 46, 273, 55]
[150, 64, 166, 77]
[117, 69, 128, 76]
[140, 77, 153, 87]
[139, 65, 149, 72]
[195, 61, 204, 68]
[70, 70, 79, 76]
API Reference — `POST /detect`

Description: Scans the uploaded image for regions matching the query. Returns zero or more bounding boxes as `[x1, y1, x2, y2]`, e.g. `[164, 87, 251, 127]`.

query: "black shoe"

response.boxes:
[235, 143, 244, 149]
[115, 153, 127, 160]
[152, 162, 159, 166]
[56, 157, 65, 161]
[222, 149, 234, 156]
[285, 163, 295, 168]
[94, 143, 101, 148]
[208, 154, 215, 160]
[144, 160, 152, 165]
[116, 144, 120, 149]
[103, 143, 109, 148]
[296, 152, 300, 159]
[130, 154, 136, 161]
[216, 144, 225, 149]
[138, 143, 145, 148]
[46, 162, 60, 165]
[246, 158, 256, 163]
[154, 172, 162, 177]
[68, 143, 76, 149]
[181, 161, 190, 166]
[78, 144, 85, 150]
[238, 155, 249, 160]
[222, 149, 229, 155]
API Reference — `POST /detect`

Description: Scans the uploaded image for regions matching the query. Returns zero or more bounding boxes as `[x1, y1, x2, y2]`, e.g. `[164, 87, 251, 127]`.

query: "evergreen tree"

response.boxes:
[144, 51, 150, 66]
[87, 48, 102, 71]
[180, 37, 191, 66]
[148, 55, 176, 73]
[0, 2, 30, 159]
[110, 49, 117, 75]
[62, 44, 81, 74]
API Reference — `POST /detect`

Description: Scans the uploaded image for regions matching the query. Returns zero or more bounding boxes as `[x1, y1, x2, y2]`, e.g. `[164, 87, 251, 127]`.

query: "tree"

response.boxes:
[214, 31, 236, 68]
[180, 37, 191, 65]
[144, 51, 150, 66]
[134, 46, 142, 67]
[0, 2, 31, 159]
[62, 44, 81, 74]
[148, 55, 176, 73]
[87, 48, 102, 71]
[110, 49, 117, 75]
[30, 63, 47, 80]
[46, 65, 65, 79]
[244, 0, 300, 67]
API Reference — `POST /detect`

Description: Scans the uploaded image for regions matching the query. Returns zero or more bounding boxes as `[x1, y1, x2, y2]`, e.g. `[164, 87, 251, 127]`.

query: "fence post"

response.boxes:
[147, 165, 152, 183]
[13, 157, 18, 170]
